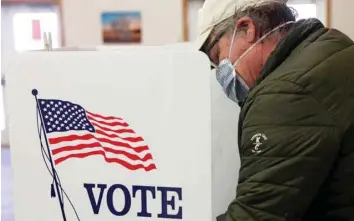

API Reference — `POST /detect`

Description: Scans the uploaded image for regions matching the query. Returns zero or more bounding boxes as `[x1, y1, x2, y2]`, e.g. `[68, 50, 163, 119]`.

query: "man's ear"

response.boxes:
[235, 17, 256, 43]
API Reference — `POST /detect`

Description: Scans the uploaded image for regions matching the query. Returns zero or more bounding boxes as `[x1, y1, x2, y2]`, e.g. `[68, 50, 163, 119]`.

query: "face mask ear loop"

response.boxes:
[228, 26, 238, 59]
[233, 21, 295, 67]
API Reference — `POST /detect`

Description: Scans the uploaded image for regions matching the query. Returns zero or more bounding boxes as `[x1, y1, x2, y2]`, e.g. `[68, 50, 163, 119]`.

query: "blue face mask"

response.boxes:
[215, 21, 294, 105]
[216, 59, 249, 105]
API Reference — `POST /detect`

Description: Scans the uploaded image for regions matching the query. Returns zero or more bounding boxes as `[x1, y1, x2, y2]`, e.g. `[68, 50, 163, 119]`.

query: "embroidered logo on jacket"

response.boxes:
[251, 133, 267, 154]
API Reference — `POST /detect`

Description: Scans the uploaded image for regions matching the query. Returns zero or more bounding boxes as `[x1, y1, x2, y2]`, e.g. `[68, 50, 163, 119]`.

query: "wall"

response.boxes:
[61, 0, 184, 47]
[331, 0, 354, 39]
[58, 0, 353, 47]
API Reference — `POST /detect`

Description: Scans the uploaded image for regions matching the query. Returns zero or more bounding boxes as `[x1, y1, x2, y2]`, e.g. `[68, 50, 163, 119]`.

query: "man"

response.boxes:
[196, 0, 354, 220]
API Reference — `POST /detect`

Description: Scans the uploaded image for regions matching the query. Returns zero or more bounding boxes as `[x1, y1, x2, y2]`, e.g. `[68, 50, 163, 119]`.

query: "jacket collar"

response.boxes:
[255, 18, 325, 85]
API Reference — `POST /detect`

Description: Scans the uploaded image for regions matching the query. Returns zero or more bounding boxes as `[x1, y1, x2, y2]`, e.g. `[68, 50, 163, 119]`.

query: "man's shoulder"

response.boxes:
[248, 34, 354, 108]
[244, 47, 354, 133]
[259, 28, 354, 88]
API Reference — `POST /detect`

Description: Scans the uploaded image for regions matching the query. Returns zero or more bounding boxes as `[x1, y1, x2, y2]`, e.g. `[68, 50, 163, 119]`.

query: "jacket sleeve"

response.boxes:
[225, 81, 341, 221]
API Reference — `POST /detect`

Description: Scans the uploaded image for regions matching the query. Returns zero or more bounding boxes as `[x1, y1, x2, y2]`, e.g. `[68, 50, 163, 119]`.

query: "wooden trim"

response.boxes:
[182, 0, 189, 41]
[326, 0, 332, 28]
[58, 0, 66, 46]
[1, 0, 58, 4]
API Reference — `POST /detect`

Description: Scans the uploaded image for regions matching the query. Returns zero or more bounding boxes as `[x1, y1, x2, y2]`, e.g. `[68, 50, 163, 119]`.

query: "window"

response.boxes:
[288, 4, 317, 20]
[12, 12, 60, 51]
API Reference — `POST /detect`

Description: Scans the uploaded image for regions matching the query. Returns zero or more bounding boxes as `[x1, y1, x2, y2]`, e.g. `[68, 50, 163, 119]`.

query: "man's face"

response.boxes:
[204, 18, 263, 87]
[207, 31, 251, 67]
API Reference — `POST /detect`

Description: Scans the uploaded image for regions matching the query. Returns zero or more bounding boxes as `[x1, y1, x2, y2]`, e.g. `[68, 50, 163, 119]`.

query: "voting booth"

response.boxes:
[5, 46, 240, 221]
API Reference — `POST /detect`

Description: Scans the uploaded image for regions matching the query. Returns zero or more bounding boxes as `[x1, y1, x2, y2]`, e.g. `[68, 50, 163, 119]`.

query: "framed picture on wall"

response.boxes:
[101, 11, 142, 44]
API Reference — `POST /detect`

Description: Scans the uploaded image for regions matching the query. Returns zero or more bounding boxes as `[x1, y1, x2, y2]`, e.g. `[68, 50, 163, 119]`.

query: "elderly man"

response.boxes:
[196, 0, 354, 220]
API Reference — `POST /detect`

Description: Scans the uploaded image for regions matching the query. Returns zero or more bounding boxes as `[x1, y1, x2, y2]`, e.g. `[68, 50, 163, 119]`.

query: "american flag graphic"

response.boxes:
[38, 99, 157, 172]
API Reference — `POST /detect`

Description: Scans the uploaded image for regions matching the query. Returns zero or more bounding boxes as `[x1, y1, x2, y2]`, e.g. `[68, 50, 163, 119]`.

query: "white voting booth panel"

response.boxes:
[6, 49, 240, 221]
[95, 43, 195, 51]
[30, 42, 194, 52]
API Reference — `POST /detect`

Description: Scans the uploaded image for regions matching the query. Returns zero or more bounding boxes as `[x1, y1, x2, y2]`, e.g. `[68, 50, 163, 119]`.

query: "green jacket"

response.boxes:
[222, 19, 354, 221]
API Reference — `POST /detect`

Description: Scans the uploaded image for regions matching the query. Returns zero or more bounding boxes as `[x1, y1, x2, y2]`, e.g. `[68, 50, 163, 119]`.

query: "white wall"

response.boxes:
[331, 0, 354, 40]
[61, 0, 184, 46]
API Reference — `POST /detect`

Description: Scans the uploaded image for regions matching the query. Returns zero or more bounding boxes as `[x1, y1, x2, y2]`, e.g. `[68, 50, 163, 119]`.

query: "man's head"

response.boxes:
[196, 0, 297, 87]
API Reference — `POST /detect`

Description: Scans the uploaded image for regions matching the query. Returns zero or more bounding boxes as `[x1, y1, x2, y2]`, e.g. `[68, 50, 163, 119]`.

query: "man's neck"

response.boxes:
[262, 34, 287, 65]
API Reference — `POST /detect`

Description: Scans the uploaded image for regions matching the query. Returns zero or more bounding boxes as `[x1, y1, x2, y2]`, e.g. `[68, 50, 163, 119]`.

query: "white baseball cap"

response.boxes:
[195, 0, 287, 51]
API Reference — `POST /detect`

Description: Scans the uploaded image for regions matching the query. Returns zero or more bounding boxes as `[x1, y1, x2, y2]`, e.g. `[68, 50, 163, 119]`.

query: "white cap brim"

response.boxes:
[194, 28, 213, 51]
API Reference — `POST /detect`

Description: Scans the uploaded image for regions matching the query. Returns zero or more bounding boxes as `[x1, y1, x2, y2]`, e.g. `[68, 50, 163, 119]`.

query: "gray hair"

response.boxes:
[212, 1, 297, 40]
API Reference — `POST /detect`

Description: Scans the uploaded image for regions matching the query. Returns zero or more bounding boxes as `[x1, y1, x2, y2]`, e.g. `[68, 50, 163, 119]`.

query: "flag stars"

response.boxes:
[40, 99, 94, 133]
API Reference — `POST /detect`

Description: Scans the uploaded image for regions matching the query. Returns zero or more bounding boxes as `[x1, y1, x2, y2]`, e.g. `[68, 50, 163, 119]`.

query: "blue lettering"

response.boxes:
[107, 184, 131, 216]
[84, 183, 183, 219]
[84, 183, 107, 214]
[132, 185, 156, 217]
[157, 187, 183, 219]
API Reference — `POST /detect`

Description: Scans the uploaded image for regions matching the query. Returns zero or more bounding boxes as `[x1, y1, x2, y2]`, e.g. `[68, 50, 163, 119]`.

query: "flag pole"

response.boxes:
[32, 89, 67, 221]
